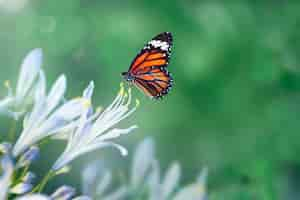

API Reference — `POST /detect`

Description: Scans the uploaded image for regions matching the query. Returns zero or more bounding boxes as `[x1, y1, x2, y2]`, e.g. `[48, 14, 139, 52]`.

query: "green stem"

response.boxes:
[14, 165, 29, 184]
[20, 165, 29, 178]
[38, 137, 51, 147]
[32, 170, 55, 193]
[38, 171, 54, 192]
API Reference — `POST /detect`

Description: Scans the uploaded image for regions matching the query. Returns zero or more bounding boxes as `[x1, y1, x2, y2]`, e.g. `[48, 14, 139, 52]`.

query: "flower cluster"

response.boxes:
[0, 49, 138, 199]
[0, 48, 209, 200]
[81, 137, 208, 200]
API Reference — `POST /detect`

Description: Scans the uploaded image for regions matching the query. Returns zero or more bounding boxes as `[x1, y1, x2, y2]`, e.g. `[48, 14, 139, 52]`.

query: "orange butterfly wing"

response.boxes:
[134, 68, 172, 99]
[127, 32, 173, 99]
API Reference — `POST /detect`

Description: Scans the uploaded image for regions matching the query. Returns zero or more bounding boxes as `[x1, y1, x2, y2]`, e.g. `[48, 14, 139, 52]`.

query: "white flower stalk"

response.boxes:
[52, 83, 138, 171]
[13, 77, 91, 156]
[0, 49, 43, 119]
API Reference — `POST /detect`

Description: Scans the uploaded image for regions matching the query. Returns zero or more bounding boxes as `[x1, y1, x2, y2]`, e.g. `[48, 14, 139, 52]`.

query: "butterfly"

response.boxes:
[122, 32, 173, 99]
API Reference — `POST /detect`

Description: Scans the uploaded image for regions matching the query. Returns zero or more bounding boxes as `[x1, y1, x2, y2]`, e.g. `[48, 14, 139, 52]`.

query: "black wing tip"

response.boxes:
[154, 32, 173, 44]
[151, 86, 173, 100]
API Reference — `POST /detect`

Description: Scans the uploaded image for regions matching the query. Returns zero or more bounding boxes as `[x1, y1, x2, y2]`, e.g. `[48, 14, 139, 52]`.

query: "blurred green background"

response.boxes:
[1, 1, 300, 199]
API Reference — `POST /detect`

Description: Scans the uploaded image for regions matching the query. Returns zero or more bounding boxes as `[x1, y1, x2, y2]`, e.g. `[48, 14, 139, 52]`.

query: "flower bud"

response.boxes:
[21, 171, 36, 183]
[17, 146, 39, 167]
[51, 185, 75, 200]
[10, 182, 33, 194]
[0, 142, 12, 154]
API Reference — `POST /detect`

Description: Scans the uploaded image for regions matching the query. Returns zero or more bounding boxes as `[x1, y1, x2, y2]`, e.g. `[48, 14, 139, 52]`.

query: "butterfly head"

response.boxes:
[121, 72, 134, 82]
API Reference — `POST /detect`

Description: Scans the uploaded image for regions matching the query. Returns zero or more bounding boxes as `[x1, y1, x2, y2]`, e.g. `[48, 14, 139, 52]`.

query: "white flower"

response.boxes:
[173, 167, 208, 200]
[130, 137, 181, 200]
[81, 160, 105, 195]
[0, 49, 43, 119]
[0, 155, 14, 200]
[13, 76, 91, 156]
[52, 83, 138, 171]
[81, 160, 127, 200]
[131, 137, 155, 188]
[148, 161, 181, 200]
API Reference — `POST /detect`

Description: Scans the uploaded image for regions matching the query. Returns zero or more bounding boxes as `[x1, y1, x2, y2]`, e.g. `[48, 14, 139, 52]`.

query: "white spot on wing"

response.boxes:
[149, 40, 169, 51]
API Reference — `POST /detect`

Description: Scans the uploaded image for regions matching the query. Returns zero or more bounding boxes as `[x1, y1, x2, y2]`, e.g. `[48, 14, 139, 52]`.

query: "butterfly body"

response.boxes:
[122, 32, 174, 99]
[121, 71, 134, 82]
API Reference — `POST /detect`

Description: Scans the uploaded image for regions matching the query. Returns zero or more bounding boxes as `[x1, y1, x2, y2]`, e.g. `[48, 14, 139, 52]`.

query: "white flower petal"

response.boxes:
[34, 116, 66, 138]
[26, 99, 46, 129]
[16, 194, 50, 200]
[50, 98, 86, 121]
[51, 151, 76, 171]
[95, 125, 137, 142]
[148, 160, 161, 200]
[72, 196, 92, 200]
[45, 74, 66, 114]
[16, 48, 42, 101]
[173, 183, 207, 200]
[34, 99, 86, 139]
[53, 85, 137, 171]
[197, 167, 208, 184]
[51, 185, 75, 200]
[83, 81, 94, 100]
[161, 162, 181, 199]
[104, 142, 128, 156]
[52, 141, 128, 171]
[102, 186, 128, 200]
[13, 96, 85, 156]
[0, 97, 14, 112]
[51, 121, 78, 140]
[34, 70, 46, 103]
[82, 160, 101, 195]
[131, 137, 155, 188]
[96, 170, 112, 196]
